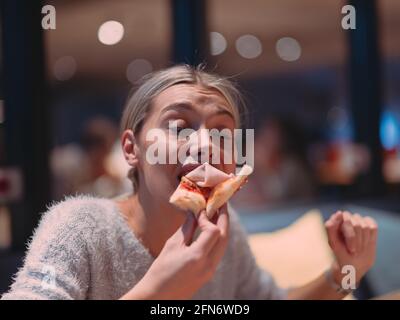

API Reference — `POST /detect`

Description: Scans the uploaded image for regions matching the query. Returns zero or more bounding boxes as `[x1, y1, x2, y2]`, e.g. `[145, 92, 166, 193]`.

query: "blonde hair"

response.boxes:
[120, 64, 247, 192]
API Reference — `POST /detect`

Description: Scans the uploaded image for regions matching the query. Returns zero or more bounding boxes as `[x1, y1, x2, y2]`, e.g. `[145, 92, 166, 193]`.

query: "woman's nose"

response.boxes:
[189, 128, 213, 163]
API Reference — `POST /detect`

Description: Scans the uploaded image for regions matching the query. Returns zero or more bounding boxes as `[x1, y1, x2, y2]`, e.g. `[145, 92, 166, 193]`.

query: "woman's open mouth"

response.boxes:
[177, 163, 202, 182]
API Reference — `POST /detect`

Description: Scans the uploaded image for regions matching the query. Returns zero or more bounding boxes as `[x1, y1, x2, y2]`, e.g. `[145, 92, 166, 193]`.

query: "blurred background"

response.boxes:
[0, 0, 400, 299]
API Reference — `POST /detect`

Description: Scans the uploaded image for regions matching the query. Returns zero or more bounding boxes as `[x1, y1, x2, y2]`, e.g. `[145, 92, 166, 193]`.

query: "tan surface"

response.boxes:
[248, 210, 334, 288]
[372, 291, 400, 300]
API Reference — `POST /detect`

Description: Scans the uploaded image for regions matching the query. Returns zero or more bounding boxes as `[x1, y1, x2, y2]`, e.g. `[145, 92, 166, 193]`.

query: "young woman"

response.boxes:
[1, 65, 378, 300]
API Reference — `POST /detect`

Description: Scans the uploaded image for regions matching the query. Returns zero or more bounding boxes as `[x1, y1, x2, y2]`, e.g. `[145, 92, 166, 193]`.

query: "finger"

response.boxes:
[354, 213, 368, 252]
[207, 205, 230, 270]
[351, 213, 363, 253]
[341, 211, 357, 254]
[191, 210, 221, 255]
[173, 211, 197, 245]
[326, 210, 342, 225]
[325, 211, 343, 249]
[364, 216, 378, 246]
[210, 210, 219, 224]
[331, 210, 343, 222]
[215, 204, 230, 239]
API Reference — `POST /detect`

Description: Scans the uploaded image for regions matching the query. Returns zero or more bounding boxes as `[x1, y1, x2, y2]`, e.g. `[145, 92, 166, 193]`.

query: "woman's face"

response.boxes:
[131, 83, 237, 205]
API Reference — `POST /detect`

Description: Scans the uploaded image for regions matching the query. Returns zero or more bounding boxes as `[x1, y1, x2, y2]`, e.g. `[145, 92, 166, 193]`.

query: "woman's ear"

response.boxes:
[121, 129, 140, 168]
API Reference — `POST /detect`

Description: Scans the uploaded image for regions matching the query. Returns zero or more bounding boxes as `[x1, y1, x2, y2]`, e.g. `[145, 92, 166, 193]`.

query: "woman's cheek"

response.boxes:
[141, 129, 170, 165]
[165, 137, 181, 165]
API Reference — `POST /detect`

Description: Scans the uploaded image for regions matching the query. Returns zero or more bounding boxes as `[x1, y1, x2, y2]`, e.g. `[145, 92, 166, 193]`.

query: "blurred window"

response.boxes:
[208, 0, 356, 208]
[44, 0, 172, 199]
[380, 0, 400, 184]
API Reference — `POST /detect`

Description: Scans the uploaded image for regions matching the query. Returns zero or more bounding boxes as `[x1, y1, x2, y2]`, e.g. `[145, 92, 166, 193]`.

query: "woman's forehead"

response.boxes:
[154, 83, 231, 112]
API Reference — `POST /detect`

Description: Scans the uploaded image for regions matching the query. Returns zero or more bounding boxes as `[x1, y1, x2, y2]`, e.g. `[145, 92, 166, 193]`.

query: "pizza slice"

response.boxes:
[169, 163, 253, 219]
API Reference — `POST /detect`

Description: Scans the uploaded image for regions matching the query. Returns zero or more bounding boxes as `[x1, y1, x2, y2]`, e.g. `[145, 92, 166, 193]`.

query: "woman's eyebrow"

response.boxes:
[161, 102, 194, 114]
[213, 108, 235, 121]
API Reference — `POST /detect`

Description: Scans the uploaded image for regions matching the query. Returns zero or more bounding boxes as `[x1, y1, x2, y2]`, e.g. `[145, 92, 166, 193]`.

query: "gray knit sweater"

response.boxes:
[1, 195, 287, 300]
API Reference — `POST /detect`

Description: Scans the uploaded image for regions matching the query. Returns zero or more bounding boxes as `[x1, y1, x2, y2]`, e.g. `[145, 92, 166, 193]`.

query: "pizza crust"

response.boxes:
[206, 165, 253, 218]
[169, 184, 206, 216]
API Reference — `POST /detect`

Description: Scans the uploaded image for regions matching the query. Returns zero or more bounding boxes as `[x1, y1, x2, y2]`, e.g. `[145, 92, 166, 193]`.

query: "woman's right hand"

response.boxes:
[121, 204, 230, 300]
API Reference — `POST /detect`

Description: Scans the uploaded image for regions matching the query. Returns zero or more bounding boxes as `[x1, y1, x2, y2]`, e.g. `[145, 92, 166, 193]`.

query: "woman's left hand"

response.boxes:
[325, 211, 378, 285]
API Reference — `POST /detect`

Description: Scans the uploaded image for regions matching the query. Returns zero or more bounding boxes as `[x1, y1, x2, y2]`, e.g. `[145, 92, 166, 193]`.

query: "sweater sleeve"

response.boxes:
[1, 197, 97, 300]
[229, 209, 288, 300]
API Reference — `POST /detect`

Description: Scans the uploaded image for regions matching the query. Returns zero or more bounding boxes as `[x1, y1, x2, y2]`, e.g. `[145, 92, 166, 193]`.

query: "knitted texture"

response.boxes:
[2, 195, 286, 300]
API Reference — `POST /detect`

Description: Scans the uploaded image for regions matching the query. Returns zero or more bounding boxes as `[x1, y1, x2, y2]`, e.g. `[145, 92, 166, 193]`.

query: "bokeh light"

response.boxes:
[126, 59, 153, 84]
[235, 34, 262, 59]
[210, 31, 227, 56]
[53, 56, 77, 81]
[98, 20, 124, 45]
[276, 37, 302, 62]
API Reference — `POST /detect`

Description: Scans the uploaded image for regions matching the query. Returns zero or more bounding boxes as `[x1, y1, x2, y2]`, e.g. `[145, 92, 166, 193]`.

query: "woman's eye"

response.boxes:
[176, 126, 185, 134]
[210, 128, 233, 141]
[167, 121, 189, 134]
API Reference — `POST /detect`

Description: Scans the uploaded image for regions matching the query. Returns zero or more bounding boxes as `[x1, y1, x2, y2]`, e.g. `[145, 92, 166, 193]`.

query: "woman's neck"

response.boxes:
[115, 191, 185, 258]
